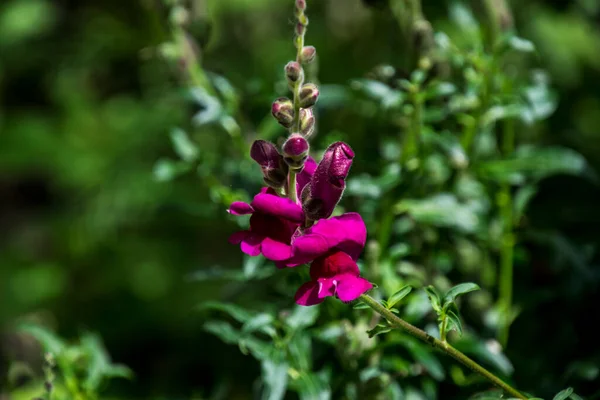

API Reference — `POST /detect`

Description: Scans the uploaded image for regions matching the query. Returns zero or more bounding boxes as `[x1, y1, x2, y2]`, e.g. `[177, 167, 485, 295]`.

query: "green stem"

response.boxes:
[288, 169, 298, 203]
[498, 117, 515, 346]
[440, 312, 448, 342]
[359, 294, 527, 399]
[401, 89, 422, 164]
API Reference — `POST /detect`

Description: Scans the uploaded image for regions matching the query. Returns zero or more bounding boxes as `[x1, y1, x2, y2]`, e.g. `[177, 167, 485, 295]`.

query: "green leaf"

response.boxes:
[351, 79, 404, 109]
[80, 332, 132, 393]
[198, 301, 253, 323]
[286, 305, 319, 330]
[261, 358, 289, 400]
[203, 320, 241, 344]
[478, 146, 590, 185]
[425, 286, 441, 313]
[18, 324, 65, 355]
[169, 128, 198, 162]
[509, 36, 535, 53]
[387, 286, 413, 309]
[153, 158, 191, 182]
[403, 337, 445, 381]
[443, 283, 480, 305]
[395, 194, 480, 233]
[353, 302, 371, 310]
[553, 388, 574, 400]
[367, 324, 392, 338]
[241, 313, 276, 337]
[445, 310, 463, 336]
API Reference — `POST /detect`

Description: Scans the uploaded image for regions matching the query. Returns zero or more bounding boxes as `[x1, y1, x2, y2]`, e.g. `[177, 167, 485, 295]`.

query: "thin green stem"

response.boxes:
[359, 294, 527, 399]
[440, 312, 448, 342]
[401, 88, 422, 164]
[288, 169, 298, 203]
[498, 117, 515, 346]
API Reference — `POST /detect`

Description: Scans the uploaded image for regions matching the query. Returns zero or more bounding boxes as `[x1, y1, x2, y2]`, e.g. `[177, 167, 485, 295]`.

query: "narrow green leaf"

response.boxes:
[425, 286, 441, 313]
[387, 285, 413, 309]
[367, 324, 392, 338]
[198, 301, 253, 323]
[170, 128, 198, 162]
[261, 358, 289, 400]
[553, 388, 574, 400]
[18, 324, 65, 355]
[286, 305, 319, 329]
[353, 302, 371, 310]
[443, 283, 480, 305]
[242, 313, 275, 337]
[446, 310, 463, 336]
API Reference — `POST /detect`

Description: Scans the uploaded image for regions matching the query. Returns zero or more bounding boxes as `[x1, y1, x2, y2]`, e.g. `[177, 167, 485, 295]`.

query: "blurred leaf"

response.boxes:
[395, 194, 480, 233]
[261, 358, 289, 400]
[190, 87, 223, 125]
[18, 324, 65, 355]
[350, 79, 404, 109]
[0, 0, 56, 44]
[292, 369, 331, 400]
[387, 286, 413, 309]
[242, 313, 276, 337]
[286, 305, 319, 330]
[423, 82, 457, 100]
[198, 301, 253, 323]
[521, 70, 558, 123]
[481, 104, 524, 127]
[81, 333, 132, 393]
[478, 146, 590, 184]
[514, 184, 538, 221]
[509, 36, 535, 53]
[403, 337, 445, 381]
[443, 283, 480, 305]
[367, 324, 392, 338]
[170, 128, 198, 162]
[203, 320, 241, 344]
[553, 388, 574, 400]
[453, 337, 513, 375]
[353, 302, 370, 310]
[287, 332, 312, 371]
[153, 158, 191, 182]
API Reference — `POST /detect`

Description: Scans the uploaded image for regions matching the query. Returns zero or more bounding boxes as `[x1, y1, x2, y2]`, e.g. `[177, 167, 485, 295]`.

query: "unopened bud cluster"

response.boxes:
[268, 0, 319, 173]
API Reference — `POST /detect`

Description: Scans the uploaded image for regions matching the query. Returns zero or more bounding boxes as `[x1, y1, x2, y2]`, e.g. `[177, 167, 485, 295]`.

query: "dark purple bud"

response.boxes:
[299, 83, 319, 108]
[303, 142, 354, 220]
[295, 22, 306, 37]
[282, 134, 309, 170]
[285, 61, 303, 84]
[300, 46, 316, 64]
[299, 108, 315, 137]
[251, 140, 289, 188]
[272, 97, 294, 128]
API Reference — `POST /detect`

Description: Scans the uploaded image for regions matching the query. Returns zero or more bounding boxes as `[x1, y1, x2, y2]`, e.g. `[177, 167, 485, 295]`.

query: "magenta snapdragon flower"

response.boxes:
[290, 213, 373, 305]
[228, 188, 303, 261]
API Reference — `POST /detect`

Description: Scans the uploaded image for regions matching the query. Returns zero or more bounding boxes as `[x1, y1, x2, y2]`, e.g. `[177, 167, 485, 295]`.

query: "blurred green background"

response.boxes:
[1, 0, 600, 398]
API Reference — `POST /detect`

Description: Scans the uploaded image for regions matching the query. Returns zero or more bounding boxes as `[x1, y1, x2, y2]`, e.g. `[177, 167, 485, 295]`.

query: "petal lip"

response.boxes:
[251, 192, 304, 223]
[295, 281, 324, 306]
[229, 201, 254, 215]
[240, 232, 263, 256]
[228, 230, 248, 244]
[335, 274, 373, 302]
[260, 237, 292, 261]
[289, 212, 367, 264]
[297, 156, 317, 198]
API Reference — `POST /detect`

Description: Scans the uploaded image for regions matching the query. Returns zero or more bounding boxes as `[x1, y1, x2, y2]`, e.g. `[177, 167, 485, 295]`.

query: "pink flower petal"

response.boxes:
[310, 251, 360, 279]
[240, 232, 263, 256]
[294, 281, 324, 306]
[290, 212, 367, 264]
[261, 237, 292, 261]
[297, 156, 317, 198]
[229, 201, 254, 215]
[335, 274, 373, 302]
[228, 230, 248, 244]
[316, 277, 337, 298]
[251, 192, 304, 223]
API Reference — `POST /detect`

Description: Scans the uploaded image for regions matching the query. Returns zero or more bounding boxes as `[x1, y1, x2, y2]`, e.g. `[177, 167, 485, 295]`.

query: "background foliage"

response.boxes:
[1, 0, 600, 399]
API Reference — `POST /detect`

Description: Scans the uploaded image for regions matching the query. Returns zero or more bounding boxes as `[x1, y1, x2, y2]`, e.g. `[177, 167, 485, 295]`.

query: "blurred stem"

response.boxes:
[498, 118, 515, 346]
[359, 294, 527, 399]
[401, 87, 422, 164]
[173, 26, 215, 96]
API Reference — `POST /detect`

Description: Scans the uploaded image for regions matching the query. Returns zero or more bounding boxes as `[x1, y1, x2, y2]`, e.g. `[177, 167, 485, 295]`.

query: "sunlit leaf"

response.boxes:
[18, 324, 65, 355]
[443, 283, 480, 305]
[286, 305, 319, 330]
[395, 194, 480, 233]
[367, 324, 392, 338]
[387, 286, 413, 309]
[445, 310, 463, 336]
[425, 286, 441, 313]
[261, 358, 289, 400]
[169, 128, 198, 162]
[553, 388, 574, 400]
[198, 301, 253, 323]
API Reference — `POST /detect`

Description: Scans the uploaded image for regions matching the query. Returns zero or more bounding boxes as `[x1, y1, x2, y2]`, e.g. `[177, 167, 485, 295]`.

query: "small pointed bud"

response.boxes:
[303, 141, 354, 220]
[272, 97, 294, 128]
[299, 83, 319, 108]
[300, 46, 316, 64]
[299, 108, 315, 137]
[295, 22, 306, 37]
[282, 134, 309, 170]
[285, 61, 303, 84]
[251, 140, 289, 188]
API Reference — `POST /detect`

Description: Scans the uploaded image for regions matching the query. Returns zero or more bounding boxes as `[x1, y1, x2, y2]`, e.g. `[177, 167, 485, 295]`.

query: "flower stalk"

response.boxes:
[359, 293, 527, 400]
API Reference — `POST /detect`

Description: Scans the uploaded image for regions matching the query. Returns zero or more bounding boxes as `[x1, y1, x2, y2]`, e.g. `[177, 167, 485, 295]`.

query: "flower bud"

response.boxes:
[285, 61, 303, 85]
[296, 0, 306, 11]
[282, 134, 309, 170]
[302, 141, 354, 220]
[251, 140, 289, 189]
[300, 46, 316, 64]
[271, 97, 294, 128]
[299, 108, 315, 137]
[295, 22, 306, 37]
[299, 83, 319, 108]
